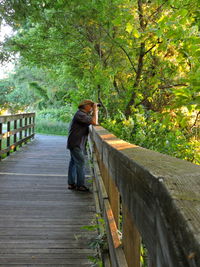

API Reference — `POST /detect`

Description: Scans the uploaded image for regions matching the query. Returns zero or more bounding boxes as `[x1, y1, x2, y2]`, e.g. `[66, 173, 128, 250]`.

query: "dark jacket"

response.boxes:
[67, 109, 92, 150]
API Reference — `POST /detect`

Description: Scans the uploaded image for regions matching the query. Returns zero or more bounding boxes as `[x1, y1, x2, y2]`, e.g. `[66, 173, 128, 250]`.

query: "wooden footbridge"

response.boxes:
[0, 113, 200, 267]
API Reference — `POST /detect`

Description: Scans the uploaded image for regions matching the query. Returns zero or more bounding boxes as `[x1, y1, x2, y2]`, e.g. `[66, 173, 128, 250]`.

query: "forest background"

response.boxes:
[0, 0, 199, 164]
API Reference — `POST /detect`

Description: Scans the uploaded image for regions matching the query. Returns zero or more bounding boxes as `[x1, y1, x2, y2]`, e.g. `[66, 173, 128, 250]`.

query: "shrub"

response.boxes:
[36, 106, 73, 123]
[102, 109, 200, 165]
[35, 119, 69, 135]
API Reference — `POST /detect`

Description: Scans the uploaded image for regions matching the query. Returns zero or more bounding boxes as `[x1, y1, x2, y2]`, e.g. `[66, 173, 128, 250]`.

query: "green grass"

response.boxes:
[35, 119, 69, 135]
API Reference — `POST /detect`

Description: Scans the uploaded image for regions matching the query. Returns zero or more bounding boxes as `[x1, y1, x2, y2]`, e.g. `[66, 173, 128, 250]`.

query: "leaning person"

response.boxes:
[67, 100, 98, 191]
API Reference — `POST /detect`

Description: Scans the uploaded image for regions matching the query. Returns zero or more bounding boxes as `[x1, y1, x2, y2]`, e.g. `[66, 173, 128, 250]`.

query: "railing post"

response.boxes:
[122, 204, 141, 267]
[25, 117, 27, 143]
[0, 122, 2, 160]
[19, 118, 22, 147]
[14, 120, 17, 151]
[109, 175, 120, 228]
[7, 121, 10, 156]
[29, 117, 31, 137]
[33, 115, 35, 137]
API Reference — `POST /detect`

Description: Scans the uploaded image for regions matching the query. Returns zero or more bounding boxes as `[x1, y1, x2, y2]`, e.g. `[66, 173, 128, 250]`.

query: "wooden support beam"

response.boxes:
[19, 118, 22, 147]
[14, 120, 17, 152]
[7, 121, 10, 156]
[122, 204, 141, 267]
[24, 117, 28, 144]
[0, 123, 2, 160]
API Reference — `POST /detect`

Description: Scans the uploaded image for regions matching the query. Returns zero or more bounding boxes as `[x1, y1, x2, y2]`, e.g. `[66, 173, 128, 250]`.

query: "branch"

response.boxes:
[144, 39, 163, 56]
[138, 0, 145, 30]
[159, 84, 188, 89]
[96, 23, 137, 73]
[118, 44, 137, 73]
[97, 85, 109, 118]
[135, 83, 188, 108]
[147, 3, 166, 22]
[190, 111, 200, 129]
[144, 44, 157, 55]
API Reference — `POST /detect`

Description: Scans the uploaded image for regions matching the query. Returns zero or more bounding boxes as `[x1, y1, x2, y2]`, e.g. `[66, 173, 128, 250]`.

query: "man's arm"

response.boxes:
[91, 103, 98, 125]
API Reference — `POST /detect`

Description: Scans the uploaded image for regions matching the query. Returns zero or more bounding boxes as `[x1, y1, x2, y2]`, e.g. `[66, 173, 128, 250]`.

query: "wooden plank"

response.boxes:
[0, 123, 2, 160]
[122, 204, 141, 267]
[0, 134, 34, 155]
[91, 126, 200, 267]
[7, 121, 10, 156]
[14, 120, 17, 152]
[29, 116, 32, 136]
[24, 117, 28, 144]
[104, 199, 127, 267]
[0, 260, 91, 266]
[93, 156, 108, 204]
[0, 113, 35, 123]
[0, 248, 93, 254]
[0, 134, 96, 265]
[0, 124, 35, 139]
[90, 134, 128, 267]
[108, 174, 120, 228]
[19, 118, 22, 147]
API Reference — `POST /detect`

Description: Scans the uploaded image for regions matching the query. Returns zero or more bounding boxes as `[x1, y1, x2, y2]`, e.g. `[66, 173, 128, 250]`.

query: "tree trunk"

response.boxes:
[125, 0, 146, 118]
[97, 84, 108, 118]
[125, 42, 145, 118]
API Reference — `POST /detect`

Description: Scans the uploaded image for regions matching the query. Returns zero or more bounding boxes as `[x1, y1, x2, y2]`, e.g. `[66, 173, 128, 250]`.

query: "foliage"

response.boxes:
[35, 106, 73, 135]
[36, 106, 73, 123]
[141, 243, 148, 267]
[102, 108, 200, 164]
[81, 215, 107, 267]
[0, 0, 199, 163]
[35, 119, 68, 135]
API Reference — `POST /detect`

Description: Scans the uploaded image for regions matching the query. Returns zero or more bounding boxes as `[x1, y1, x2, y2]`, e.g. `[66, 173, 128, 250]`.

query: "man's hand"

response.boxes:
[91, 103, 99, 125]
[93, 103, 98, 111]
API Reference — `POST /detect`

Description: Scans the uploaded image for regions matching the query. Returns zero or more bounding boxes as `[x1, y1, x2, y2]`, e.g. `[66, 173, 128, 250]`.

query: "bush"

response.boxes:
[36, 106, 73, 123]
[102, 109, 200, 165]
[35, 106, 73, 135]
[35, 119, 69, 135]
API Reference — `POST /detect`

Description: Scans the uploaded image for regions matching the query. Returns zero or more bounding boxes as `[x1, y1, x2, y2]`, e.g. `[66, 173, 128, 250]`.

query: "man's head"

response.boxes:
[78, 99, 95, 112]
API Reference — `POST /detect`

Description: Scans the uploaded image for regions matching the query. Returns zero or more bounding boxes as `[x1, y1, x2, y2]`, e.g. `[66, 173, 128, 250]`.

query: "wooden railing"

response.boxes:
[88, 126, 200, 267]
[0, 113, 35, 159]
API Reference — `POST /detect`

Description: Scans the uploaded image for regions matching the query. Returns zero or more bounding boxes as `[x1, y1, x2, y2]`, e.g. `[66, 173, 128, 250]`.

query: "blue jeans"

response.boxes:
[68, 147, 85, 187]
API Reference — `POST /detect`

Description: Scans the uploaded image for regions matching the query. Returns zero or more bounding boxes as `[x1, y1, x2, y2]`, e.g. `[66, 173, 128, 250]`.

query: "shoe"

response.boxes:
[76, 185, 89, 192]
[68, 184, 76, 190]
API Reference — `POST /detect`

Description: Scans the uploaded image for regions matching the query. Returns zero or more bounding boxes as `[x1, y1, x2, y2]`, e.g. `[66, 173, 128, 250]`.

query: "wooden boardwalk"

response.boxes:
[0, 135, 96, 266]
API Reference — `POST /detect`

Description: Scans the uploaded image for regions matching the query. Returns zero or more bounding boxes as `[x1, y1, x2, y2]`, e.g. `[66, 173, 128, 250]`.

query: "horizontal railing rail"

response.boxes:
[0, 113, 35, 159]
[88, 126, 200, 267]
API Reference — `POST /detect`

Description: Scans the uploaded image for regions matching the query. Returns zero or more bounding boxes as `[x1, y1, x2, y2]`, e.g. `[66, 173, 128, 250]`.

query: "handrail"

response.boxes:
[88, 125, 200, 267]
[0, 113, 35, 159]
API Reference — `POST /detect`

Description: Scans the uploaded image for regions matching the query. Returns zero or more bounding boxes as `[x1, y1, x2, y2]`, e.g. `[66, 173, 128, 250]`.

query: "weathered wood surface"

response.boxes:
[0, 135, 96, 266]
[0, 113, 35, 124]
[90, 126, 200, 267]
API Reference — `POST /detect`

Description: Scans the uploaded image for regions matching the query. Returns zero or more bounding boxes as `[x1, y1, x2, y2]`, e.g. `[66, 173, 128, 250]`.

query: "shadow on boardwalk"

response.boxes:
[0, 134, 96, 266]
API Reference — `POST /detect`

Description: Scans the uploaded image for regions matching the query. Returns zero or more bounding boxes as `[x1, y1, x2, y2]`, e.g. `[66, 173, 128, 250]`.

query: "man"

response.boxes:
[67, 100, 98, 191]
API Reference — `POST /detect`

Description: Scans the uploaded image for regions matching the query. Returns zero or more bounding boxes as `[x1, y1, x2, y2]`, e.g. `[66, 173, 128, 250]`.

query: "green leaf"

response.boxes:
[126, 22, 133, 34]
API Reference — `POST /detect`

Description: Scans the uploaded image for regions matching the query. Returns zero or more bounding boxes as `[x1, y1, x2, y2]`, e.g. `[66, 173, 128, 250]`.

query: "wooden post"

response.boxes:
[101, 162, 110, 196]
[109, 174, 120, 228]
[19, 118, 22, 146]
[29, 117, 31, 136]
[14, 120, 17, 151]
[33, 115, 35, 138]
[122, 204, 141, 267]
[0, 123, 2, 160]
[25, 117, 27, 143]
[7, 121, 10, 156]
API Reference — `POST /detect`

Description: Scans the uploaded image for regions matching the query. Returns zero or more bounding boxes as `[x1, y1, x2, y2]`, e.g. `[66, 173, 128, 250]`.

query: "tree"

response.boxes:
[0, 0, 199, 163]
